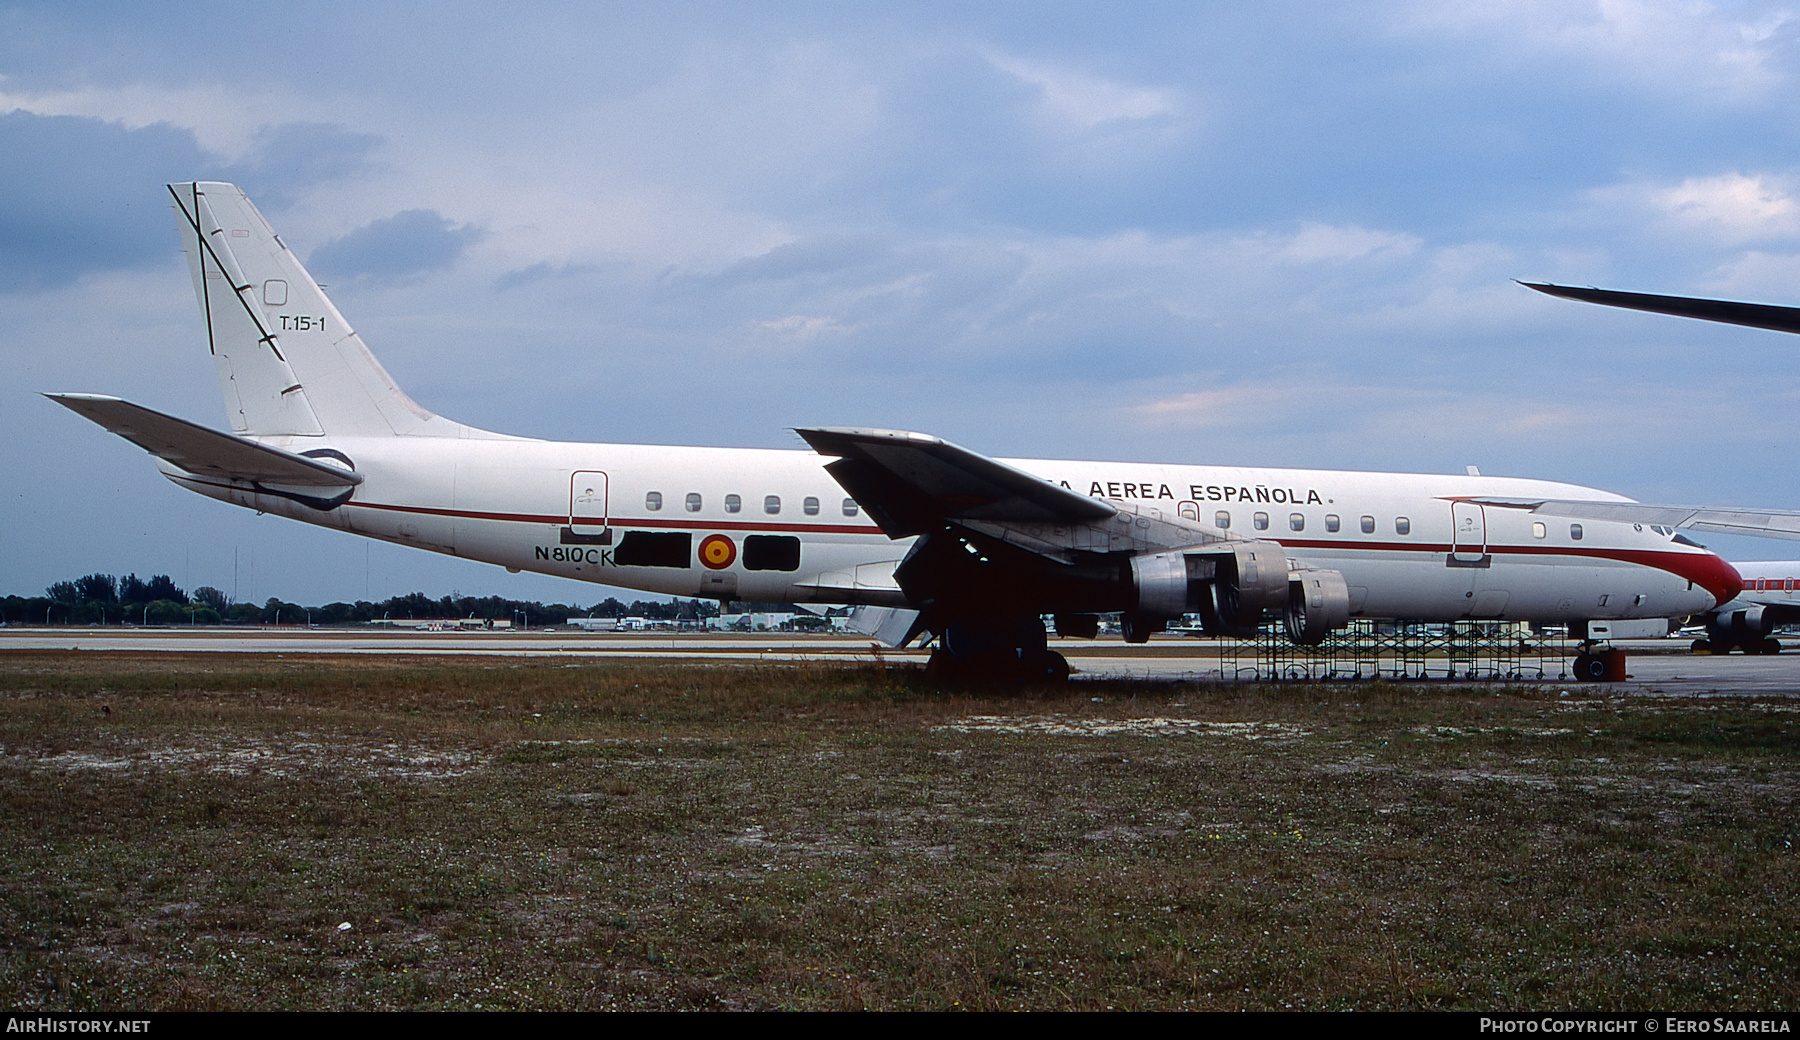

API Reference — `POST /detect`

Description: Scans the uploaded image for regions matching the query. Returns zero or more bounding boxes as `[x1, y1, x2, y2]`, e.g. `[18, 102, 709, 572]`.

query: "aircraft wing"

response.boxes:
[1514, 282, 1800, 538]
[1521, 282, 1800, 335]
[797, 426, 1115, 538]
[1473, 497, 1800, 541]
[46, 393, 362, 488]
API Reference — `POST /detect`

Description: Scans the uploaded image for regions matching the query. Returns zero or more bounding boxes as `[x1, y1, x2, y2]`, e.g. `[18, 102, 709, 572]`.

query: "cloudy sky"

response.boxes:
[7, 0, 1800, 607]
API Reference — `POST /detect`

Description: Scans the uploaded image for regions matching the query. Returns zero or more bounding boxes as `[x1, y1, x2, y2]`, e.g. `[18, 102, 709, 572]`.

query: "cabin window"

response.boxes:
[685, 492, 702, 513]
[1253, 512, 1269, 531]
[1214, 510, 1231, 530]
[842, 498, 859, 517]
[1289, 513, 1305, 532]
[1360, 515, 1375, 534]
[743, 535, 801, 572]
[803, 496, 820, 516]
[1325, 514, 1340, 533]
[1395, 516, 1411, 535]
[645, 491, 663, 511]
[1570, 523, 1583, 540]
[764, 495, 781, 515]
[1533, 521, 1546, 539]
[724, 494, 741, 514]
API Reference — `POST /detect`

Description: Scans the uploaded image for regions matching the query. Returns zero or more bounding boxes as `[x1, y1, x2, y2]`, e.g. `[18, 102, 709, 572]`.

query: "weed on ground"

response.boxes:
[0, 651, 1795, 1010]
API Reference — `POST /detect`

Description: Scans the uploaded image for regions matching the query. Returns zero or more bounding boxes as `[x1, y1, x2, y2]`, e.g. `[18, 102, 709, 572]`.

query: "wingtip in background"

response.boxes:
[1521, 280, 1800, 336]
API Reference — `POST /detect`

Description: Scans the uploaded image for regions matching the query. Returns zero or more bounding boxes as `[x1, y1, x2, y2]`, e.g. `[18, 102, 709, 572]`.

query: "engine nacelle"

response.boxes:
[1128, 540, 1290, 636]
[1283, 569, 1351, 645]
[1712, 605, 1771, 638]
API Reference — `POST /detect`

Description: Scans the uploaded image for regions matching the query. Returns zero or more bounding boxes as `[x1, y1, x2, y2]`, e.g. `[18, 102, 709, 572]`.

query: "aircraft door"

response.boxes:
[1451, 501, 1487, 563]
[567, 471, 609, 543]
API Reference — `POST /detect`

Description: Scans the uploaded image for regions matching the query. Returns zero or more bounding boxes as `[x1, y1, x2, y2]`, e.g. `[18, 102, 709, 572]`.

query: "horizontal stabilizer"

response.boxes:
[798, 426, 1115, 537]
[1521, 282, 1800, 336]
[45, 394, 362, 488]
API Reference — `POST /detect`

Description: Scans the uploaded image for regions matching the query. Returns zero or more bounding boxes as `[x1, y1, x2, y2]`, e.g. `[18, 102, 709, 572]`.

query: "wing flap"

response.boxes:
[46, 393, 362, 488]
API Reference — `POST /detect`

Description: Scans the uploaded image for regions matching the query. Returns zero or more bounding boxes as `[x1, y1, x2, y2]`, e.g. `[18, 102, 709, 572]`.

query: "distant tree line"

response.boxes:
[0, 572, 788, 627]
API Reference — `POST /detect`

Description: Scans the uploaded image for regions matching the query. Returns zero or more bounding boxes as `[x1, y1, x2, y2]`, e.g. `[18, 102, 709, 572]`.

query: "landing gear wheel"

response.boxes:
[1026, 649, 1070, 685]
[1691, 638, 1716, 655]
[1761, 637, 1783, 655]
[1573, 653, 1608, 682]
[925, 648, 967, 684]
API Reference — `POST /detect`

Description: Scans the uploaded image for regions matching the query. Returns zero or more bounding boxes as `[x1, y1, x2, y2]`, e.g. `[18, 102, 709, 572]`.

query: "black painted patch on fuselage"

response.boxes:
[743, 535, 801, 572]
[614, 531, 692, 568]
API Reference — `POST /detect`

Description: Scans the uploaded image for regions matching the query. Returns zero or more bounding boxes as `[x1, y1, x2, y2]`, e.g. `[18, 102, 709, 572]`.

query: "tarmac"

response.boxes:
[3, 627, 1797, 696]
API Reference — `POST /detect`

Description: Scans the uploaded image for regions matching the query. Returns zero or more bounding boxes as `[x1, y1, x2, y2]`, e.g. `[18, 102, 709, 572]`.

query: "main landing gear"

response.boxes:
[925, 646, 1070, 685]
[1691, 637, 1782, 655]
[924, 616, 1071, 686]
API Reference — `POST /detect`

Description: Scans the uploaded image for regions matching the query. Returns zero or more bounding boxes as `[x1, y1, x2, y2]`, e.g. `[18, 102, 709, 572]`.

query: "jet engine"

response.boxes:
[1701, 604, 1782, 654]
[1283, 568, 1351, 646]
[1715, 604, 1770, 638]
[1127, 540, 1291, 639]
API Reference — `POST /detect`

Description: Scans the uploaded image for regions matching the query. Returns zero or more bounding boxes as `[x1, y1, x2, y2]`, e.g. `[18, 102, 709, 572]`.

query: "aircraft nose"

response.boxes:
[1691, 554, 1744, 609]
[1650, 548, 1742, 609]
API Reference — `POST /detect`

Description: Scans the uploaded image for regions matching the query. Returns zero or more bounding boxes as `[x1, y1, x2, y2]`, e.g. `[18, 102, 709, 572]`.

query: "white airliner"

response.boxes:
[45, 183, 1786, 682]
[1696, 562, 1800, 654]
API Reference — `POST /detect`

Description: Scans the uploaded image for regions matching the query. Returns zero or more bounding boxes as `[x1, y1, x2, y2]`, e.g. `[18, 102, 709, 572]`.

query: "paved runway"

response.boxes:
[2, 627, 1796, 695]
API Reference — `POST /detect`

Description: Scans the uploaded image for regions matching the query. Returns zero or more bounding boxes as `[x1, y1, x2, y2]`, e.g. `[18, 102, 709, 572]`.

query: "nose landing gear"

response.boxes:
[1571, 646, 1629, 682]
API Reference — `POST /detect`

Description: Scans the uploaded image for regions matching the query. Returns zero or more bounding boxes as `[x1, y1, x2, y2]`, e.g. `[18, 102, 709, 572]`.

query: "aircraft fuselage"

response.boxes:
[160, 434, 1734, 624]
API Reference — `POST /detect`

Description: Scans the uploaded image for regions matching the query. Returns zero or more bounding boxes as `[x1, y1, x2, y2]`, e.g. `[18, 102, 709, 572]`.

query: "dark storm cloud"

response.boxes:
[0, 111, 212, 292]
[0, 112, 385, 293]
[230, 122, 384, 208]
[307, 209, 486, 285]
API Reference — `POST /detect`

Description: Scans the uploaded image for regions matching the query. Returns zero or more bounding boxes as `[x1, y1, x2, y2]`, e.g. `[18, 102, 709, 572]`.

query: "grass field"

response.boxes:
[1, 650, 1795, 1010]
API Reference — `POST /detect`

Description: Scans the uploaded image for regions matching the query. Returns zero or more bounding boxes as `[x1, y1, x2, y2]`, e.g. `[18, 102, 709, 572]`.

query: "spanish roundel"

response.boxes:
[699, 534, 736, 570]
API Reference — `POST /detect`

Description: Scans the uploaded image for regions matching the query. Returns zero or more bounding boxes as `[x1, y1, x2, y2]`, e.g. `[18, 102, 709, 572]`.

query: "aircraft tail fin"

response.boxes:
[169, 182, 464, 439]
